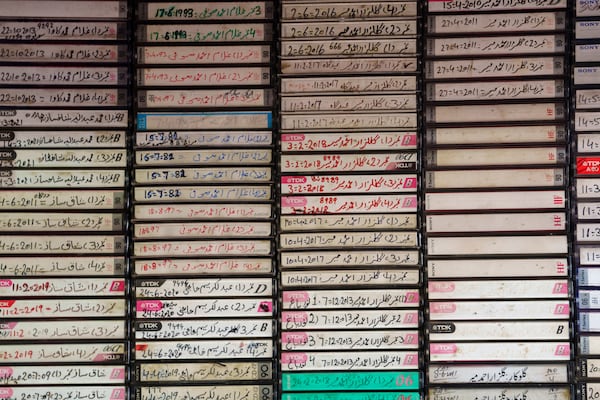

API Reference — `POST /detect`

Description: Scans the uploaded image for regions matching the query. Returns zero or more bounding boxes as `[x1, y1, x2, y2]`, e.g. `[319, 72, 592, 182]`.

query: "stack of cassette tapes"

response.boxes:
[573, 0, 600, 397]
[424, 0, 572, 398]
[132, 2, 276, 400]
[278, 1, 422, 399]
[0, 0, 129, 398]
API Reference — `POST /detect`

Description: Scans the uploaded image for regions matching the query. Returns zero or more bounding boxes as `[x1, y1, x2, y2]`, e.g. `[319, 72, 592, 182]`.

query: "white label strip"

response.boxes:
[282, 289, 419, 309]
[0, 256, 125, 277]
[138, 88, 271, 108]
[281, 174, 417, 194]
[576, 67, 600, 85]
[579, 268, 600, 286]
[580, 312, 600, 331]
[281, 250, 419, 268]
[0, 21, 123, 41]
[0, 278, 125, 297]
[0, 343, 125, 363]
[0, 170, 125, 188]
[577, 20, 600, 39]
[427, 212, 565, 232]
[7, 149, 126, 168]
[428, 148, 564, 167]
[281, 351, 418, 371]
[429, 321, 568, 341]
[0, 299, 125, 318]
[281, 57, 418, 75]
[0, 235, 124, 255]
[133, 240, 271, 257]
[429, 387, 569, 400]
[0, 212, 121, 232]
[0, 366, 125, 385]
[281, 76, 417, 94]
[137, 112, 271, 130]
[0, 387, 126, 400]
[281, 214, 417, 231]
[577, 112, 600, 131]
[428, 235, 567, 255]
[580, 247, 600, 265]
[0, 89, 125, 108]
[0, 67, 126, 86]
[426, 169, 564, 189]
[280, 194, 417, 214]
[428, 35, 564, 56]
[138, 67, 270, 87]
[577, 90, 600, 110]
[427, 125, 565, 145]
[428, 103, 563, 123]
[578, 179, 600, 198]
[135, 319, 272, 339]
[578, 224, 600, 242]
[135, 340, 272, 359]
[426, 191, 565, 211]
[282, 310, 419, 330]
[138, 45, 270, 64]
[281, 94, 416, 112]
[136, 298, 272, 318]
[134, 203, 271, 220]
[281, 113, 416, 131]
[428, 258, 568, 278]
[135, 131, 272, 148]
[135, 149, 271, 165]
[137, 386, 271, 400]
[134, 167, 270, 184]
[1, 1, 126, 18]
[0, 131, 125, 148]
[281, 21, 416, 39]
[429, 12, 565, 33]
[281, 132, 416, 151]
[139, 24, 270, 42]
[577, 44, 600, 62]
[281, 2, 417, 20]
[134, 221, 271, 239]
[427, 57, 562, 79]
[134, 186, 271, 202]
[142, 2, 271, 20]
[282, 330, 418, 351]
[0, 190, 124, 210]
[134, 258, 272, 276]
[281, 269, 420, 287]
[281, 153, 416, 173]
[135, 278, 272, 298]
[282, 39, 417, 57]
[137, 362, 271, 382]
[429, 300, 569, 320]
[577, 0, 600, 16]
[0, 320, 124, 340]
[428, 0, 566, 12]
[583, 360, 600, 379]
[428, 279, 568, 299]
[581, 336, 600, 355]
[0, 110, 127, 128]
[429, 80, 562, 101]
[280, 231, 418, 249]
[0, 44, 126, 63]
[580, 203, 600, 220]
[428, 364, 568, 384]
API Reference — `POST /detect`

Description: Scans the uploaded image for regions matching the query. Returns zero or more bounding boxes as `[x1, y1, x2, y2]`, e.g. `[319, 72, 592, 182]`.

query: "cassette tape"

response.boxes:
[138, 24, 271, 43]
[427, 80, 563, 102]
[0, 256, 125, 277]
[577, 0, 600, 16]
[428, 0, 566, 12]
[136, 112, 272, 130]
[0, 190, 125, 210]
[139, 2, 272, 20]
[280, 214, 417, 232]
[135, 130, 272, 148]
[281, 112, 417, 131]
[0, 67, 127, 86]
[138, 45, 271, 65]
[428, 279, 568, 299]
[427, 148, 565, 167]
[584, 384, 600, 400]
[281, 371, 419, 391]
[134, 185, 271, 202]
[0, 170, 125, 188]
[0, 130, 126, 148]
[580, 336, 600, 355]
[0, 44, 127, 63]
[427, 235, 567, 255]
[0, 277, 125, 297]
[136, 361, 272, 382]
[430, 342, 570, 361]
[427, 103, 564, 124]
[428, 12, 566, 34]
[429, 300, 569, 320]
[282, 39, 417, 58]
[281, 289, 419, 310]
[425, 168, 565, 189]
[577, 90, 600, 110]
[578, 290, 600, 308]
[580, 203, 600, 220]
[281, 94, 417, 113]
[429, 321, 569, 340]
[281, 21, 416, 39]
[429, 387, 570, 400]
[578, 135, 600, 154]
[134, 203, 272, 220]
[138, 88, 273, 108]
[426, 212, 565, 233]
[0, 343, 125, 363]
[135, 298, 272, 319]
[0, 320, 125, 341]
[0, 299, 125, 318]
[281, 250, 420, 268]
[0, 110, 127, 129]
[426, 57, 563, 80]
[135, 319, 272, 339]
[0, 387, 126, 400]
[0, 21, 125, 41]
[428, 258, 568, 278]
[0, 212, 122, 232]
[281, 76, 417, 95]
[426, 125, 566, 145]
[577, 179, 600, 198]
[0, 365, 126, 385]
[281, 2, 417, 20]
[427, 35, 565, 57]
[281, 269, 420, 287]
[425, 190, 566, 211]
[579, 246, 600, 265]
[578, 268, 600, 286]
[280, 231, 417, 249]
[576, 66, 600, 85]
[138, 67, 270, 87]
[0, 235, 125, 255]
[135, 149, 272, 166]
[580, 312, 600, 332]
[577, 20, 600, 39]
[133, 221, 271, 239]
[135, 278, 272, 298]
[281, 310, 419, 330]
[428, 363, 569, 384]
[577, 112, 600, 131]
[0, 1, 127, 18]
[581, 359, 600, 379]
[5, 149, 126, 168]
[281, 132, 417, 152]
[280, 57, 418, 75]
[135, 339, 272, 360]
[134, 258, 272, 276]
[281, 330, 418, 351]
[136, 386, 272, 400]
[280, 194, 417, 214]
[577, 223, 600, 242]
[0, 88, 126, 108]
[281, 393, 419, 400]
[577, 44, 600, 62]
[134, 167, 270, 184]
[281, 350, 418, 371]
[133, 239, 271, 257]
